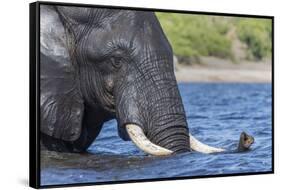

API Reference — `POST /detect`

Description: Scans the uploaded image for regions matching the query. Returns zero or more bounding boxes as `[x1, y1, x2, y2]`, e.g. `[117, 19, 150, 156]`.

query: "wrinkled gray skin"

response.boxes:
[40, 5, 190, 154]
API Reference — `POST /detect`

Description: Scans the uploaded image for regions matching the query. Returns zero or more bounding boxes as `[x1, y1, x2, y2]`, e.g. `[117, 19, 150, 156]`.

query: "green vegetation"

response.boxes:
[236, 18, 272, 60]
[156, 13, 272, 62]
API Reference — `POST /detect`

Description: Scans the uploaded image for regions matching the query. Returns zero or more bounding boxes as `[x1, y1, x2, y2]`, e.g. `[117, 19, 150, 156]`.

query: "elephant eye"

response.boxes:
[110, 57, 122, 69]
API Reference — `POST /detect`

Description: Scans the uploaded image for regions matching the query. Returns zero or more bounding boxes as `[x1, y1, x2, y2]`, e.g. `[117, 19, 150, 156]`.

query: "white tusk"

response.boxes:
[126, 124, 224, 155]
[126, 124, 173, 156]
[189, 134, 225, 154]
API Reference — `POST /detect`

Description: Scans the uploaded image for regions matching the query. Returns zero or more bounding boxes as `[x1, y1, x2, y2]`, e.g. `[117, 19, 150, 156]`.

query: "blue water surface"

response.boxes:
[41, 83, 272, 185]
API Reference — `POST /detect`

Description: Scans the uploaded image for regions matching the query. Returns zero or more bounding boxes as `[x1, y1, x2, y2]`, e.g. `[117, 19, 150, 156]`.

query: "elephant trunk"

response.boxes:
[115, 54, 190, 154]
[115, 54, 234, 156]
[145, 85, 190, 153]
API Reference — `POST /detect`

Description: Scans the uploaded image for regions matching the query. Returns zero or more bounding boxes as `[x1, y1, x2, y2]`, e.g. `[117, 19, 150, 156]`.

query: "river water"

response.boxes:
[41, 83, 272, 186]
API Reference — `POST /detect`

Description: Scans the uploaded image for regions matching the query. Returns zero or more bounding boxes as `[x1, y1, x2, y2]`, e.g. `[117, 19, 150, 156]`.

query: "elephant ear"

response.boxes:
[40, 5, 83, 141]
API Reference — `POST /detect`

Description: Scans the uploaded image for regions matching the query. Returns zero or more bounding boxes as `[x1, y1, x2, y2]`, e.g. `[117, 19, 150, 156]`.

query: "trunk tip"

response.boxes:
[238, 132, 255, 152]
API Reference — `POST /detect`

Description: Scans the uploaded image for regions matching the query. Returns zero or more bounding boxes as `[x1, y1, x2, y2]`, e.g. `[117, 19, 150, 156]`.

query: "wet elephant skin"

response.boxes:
[40, 5, 190, 154]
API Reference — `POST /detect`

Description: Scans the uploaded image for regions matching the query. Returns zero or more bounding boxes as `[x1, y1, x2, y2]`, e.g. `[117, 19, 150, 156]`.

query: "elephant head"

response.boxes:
[40, 5, 252, 155]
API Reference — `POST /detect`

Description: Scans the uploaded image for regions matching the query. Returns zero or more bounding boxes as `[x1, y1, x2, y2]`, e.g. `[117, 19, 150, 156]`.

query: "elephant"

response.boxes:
[40, 5, 254, 156]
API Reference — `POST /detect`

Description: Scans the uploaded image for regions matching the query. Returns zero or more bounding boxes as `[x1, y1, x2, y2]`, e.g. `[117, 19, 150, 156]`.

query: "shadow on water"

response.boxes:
[41, 151, 169, 172]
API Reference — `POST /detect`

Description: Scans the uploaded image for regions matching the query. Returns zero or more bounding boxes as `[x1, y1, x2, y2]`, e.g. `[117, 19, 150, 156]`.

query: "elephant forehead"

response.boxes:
[77, 10, 172, 59]
[82, 30, 113, 58]
[57, 6, 92, 24]
[83, 26, 136, 58]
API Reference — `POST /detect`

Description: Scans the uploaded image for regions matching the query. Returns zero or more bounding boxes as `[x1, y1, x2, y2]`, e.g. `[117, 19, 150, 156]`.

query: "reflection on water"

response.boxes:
[41, 83, 272, 186]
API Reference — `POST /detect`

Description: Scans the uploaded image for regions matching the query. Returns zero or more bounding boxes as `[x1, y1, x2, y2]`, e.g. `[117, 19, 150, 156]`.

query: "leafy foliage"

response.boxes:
[156, 13, 272, 61]
[236, 18, 272, 60]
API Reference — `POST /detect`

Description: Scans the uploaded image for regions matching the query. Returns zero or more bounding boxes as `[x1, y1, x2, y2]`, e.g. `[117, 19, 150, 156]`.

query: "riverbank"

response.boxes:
[175, 57, 272, 83]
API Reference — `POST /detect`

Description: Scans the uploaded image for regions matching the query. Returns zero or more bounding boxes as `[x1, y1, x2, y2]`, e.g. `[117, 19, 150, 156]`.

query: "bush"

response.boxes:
[156, 13, 272, 61]
[156, 13, 232, 59]
[236, 18, 272, 60]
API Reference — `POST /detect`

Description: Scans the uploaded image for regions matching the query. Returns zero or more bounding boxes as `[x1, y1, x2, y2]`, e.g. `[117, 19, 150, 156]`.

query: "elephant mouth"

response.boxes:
[125, 123, 225, 156]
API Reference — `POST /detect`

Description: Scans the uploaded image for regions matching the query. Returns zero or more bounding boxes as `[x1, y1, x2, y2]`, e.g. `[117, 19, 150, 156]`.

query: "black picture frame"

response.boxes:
[30, 1, 274, 189]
